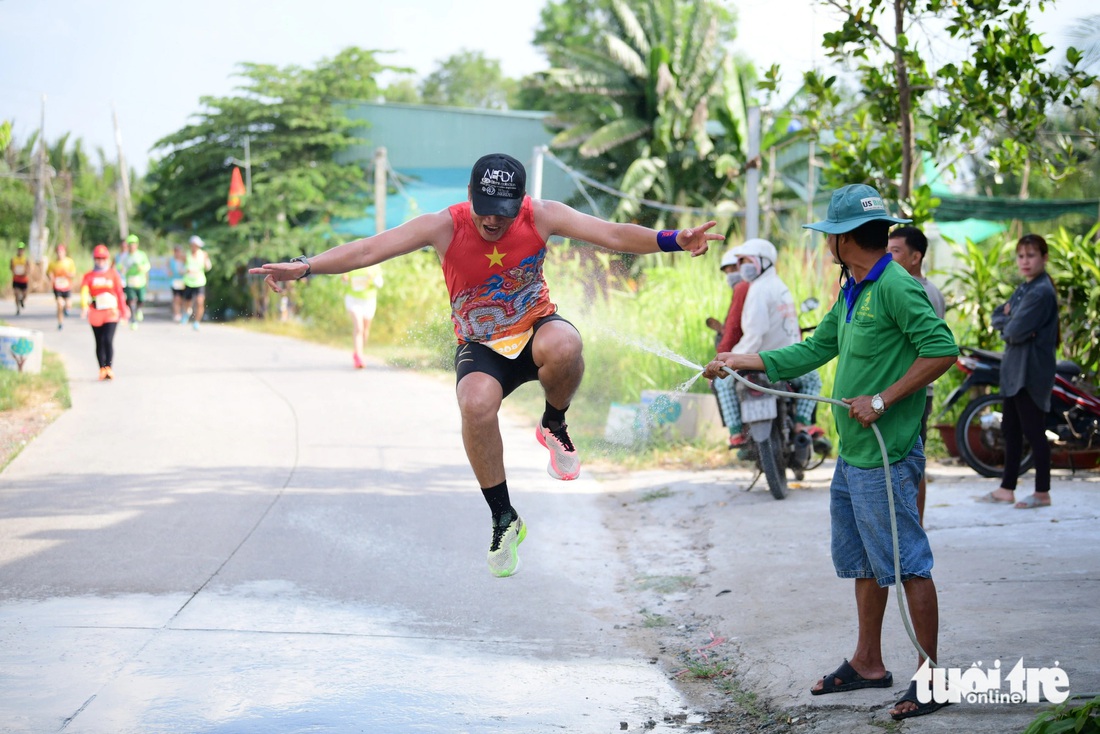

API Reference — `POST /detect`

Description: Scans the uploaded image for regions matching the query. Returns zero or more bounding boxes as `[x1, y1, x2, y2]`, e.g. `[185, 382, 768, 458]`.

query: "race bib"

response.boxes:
[127, 275, 145, 288]
[13, 265, 26, 276]
[53, 276, 71, 291]
[94, 292, 119, 311]
[171, 278, 185, 290]
[484, 329, 533, 359]
[350, 275, 370, 292]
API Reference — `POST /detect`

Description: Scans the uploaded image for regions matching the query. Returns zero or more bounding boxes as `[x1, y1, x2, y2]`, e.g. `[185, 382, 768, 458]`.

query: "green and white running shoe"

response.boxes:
[487, 512, 526, 578]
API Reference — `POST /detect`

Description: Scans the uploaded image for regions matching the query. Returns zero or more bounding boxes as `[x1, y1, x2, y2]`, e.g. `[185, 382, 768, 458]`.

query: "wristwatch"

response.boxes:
[871, 393, 886, 415]
[290, 255, 311, 280]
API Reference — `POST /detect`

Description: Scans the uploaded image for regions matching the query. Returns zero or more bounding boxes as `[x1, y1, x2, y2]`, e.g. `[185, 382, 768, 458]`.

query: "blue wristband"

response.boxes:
[657, 230, 681, 252]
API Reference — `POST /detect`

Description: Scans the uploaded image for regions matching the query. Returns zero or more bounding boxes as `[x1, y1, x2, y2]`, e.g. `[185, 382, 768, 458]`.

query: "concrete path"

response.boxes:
[3, 292, 1099, 734]
[0, 295, 694, 734]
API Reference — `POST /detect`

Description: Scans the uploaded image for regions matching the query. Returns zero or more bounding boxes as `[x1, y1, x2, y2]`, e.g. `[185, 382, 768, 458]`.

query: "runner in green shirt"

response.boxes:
[704, 184, 958, 722]
[122, 234, 151, 328]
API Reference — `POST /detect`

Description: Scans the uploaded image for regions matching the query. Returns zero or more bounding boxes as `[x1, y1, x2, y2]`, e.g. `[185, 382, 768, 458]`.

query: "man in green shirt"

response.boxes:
[121, 234, 151, 328]
[704, 184, 958, 721]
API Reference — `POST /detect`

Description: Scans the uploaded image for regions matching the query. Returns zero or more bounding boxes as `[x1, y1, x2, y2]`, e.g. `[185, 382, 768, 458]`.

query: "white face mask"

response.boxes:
[725, 271, 742, 287]
[739, 262, 760, 282]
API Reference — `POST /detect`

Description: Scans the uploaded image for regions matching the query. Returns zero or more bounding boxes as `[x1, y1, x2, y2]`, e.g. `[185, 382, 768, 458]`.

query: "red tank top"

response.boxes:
[443, 197, 556, 343]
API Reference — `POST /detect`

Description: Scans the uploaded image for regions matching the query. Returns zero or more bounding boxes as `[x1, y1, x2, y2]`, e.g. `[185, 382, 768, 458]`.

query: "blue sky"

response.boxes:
[1, 0, 1094, 173]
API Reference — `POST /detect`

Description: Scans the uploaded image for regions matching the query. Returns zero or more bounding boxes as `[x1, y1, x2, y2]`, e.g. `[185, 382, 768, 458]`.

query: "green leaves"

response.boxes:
[535, 0, 753, 227]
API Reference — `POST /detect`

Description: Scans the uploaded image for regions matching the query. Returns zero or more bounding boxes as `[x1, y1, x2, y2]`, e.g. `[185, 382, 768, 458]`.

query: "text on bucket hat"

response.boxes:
[93, 244, 110, 259]
[188, 235, 204, 248]
[469, 153, 526, 218]
[803, 184, 911, 235]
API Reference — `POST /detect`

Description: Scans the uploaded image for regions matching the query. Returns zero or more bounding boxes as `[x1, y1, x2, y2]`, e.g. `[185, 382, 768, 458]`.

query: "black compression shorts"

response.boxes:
[454, 313, 573, 398]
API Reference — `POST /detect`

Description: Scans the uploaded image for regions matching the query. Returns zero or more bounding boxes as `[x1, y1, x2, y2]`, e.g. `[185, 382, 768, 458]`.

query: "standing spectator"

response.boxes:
[343, 265, 384, 369]
[47, 243, 78, 330]
[79, 244, 129, 380]
[979, 234, 1059, 509]
[887, 226, 946, 525]
[121, 234, 151, 328]
[181, 235, 212, 330]
[705, 184, 958, 720]
[9, 241, 29, 315]
[168, 244, 187, 323]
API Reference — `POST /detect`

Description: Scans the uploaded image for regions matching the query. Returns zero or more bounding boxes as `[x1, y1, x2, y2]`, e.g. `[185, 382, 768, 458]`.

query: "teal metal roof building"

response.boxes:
[335, 103, 573, 236]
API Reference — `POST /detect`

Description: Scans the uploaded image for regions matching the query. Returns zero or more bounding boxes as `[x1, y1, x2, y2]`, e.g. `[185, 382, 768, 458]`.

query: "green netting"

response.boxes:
[933, 195, 1100, 222]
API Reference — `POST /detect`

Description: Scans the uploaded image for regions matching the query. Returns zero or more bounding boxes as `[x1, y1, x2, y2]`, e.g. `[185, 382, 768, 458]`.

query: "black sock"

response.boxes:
[542, 401, 568, 430]
[481, 481, 514, 522]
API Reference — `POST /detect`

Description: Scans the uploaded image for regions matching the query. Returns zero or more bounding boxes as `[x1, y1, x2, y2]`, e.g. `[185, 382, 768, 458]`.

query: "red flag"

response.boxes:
[227, 167, 246, 227]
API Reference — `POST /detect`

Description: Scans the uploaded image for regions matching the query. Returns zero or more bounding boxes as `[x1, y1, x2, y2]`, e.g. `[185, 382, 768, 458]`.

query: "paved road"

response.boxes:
[0, 296, 694, 734]
[4, 293, 1099, 734]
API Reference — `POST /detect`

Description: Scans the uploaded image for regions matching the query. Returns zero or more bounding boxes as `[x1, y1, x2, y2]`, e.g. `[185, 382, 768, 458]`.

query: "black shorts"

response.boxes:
[454, 314, 572, 398]
[182, 285, 205, 299]
[13, 282, 28, 292]
[54, 290, 72, 300]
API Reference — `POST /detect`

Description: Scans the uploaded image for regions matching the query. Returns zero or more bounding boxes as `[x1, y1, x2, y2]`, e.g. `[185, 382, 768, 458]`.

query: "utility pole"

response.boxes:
[374, 147, 387, 235]
[745, 106, 761, 240]
[531, 145, 546, 199]
[113, 103, 130, 241]
[29, 94, 49, 269]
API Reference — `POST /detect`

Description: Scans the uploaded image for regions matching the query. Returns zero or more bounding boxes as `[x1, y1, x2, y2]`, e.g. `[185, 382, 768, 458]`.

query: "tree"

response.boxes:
[141, 47, 402, 316]
[533, 0, 757, 229]
[382, 75, 422, 104]
[794, 0, 1097, 221]
[419, 50, 518, 109]
[142, 48, 398, 269]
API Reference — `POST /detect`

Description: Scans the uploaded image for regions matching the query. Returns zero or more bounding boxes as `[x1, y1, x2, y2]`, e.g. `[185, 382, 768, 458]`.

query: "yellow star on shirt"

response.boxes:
[485, 247, 506, 267]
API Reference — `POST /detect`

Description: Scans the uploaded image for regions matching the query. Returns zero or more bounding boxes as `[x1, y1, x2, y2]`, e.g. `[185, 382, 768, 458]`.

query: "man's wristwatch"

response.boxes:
[290, 256, 311, 280]
[871, 393, 886, 415]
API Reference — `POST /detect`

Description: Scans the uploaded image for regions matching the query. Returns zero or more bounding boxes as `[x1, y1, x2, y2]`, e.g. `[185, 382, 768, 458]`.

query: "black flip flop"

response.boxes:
[811, 659, 894, 695]
[891, 679, 952, 720]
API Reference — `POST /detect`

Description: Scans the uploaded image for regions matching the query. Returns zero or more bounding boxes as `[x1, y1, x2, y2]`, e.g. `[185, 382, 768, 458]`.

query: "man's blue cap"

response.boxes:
[803, 184, 912, 234]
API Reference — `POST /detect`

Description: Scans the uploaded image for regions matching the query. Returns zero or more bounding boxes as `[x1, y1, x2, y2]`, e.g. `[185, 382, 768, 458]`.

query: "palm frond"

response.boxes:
[579, 118, 652, 158]
[604, 33, 648, 78]
[610, 0, 651, 57]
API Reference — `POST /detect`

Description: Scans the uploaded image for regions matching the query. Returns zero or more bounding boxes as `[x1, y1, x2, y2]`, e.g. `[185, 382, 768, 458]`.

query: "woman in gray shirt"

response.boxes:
[982, 234, 1059, 509]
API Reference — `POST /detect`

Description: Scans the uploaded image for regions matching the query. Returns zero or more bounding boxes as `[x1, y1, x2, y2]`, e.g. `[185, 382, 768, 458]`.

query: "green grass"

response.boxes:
[0, 351, 70, 412]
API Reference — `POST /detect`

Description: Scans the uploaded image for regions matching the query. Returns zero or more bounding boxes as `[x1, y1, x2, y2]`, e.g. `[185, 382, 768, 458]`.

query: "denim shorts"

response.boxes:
[830, 441, 933, 587]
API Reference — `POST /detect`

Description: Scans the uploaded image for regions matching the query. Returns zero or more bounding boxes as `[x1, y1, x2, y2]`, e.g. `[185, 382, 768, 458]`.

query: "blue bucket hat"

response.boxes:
[804, 184, 911, 234]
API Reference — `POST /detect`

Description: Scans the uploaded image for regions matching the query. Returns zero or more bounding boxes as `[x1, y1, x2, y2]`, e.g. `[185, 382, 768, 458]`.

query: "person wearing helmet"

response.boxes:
[709, 248, 751, 450]
[80, 244, 130, 380]
[121, 234, 151, 328]
[9, 241, 29, 315]
[718, 238, 823, 447]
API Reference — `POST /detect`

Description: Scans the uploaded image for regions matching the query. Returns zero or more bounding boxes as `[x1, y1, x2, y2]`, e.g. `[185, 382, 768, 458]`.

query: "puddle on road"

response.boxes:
[0, 589, 712, 733]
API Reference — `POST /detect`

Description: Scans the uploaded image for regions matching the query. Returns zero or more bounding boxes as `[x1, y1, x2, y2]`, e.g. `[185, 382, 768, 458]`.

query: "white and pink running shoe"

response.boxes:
[536, 421, 580, 480]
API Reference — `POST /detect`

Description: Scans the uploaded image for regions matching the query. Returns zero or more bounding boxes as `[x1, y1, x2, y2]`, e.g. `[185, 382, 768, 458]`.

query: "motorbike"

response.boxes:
[730, 298, 831, 500]
[735, 371, 830, 499]
[938, 346, 1100, 477]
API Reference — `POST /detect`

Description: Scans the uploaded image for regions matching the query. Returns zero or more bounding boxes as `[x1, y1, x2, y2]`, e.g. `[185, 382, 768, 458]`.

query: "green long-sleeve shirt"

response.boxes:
[761, 259, 958, 468]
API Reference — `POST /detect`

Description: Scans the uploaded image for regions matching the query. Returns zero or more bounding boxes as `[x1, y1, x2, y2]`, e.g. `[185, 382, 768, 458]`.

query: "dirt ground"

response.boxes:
[0, 401, 64, 470]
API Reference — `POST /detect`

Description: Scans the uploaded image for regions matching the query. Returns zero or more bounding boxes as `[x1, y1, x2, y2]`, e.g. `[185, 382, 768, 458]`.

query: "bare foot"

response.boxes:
[988, 488, 1015, 502]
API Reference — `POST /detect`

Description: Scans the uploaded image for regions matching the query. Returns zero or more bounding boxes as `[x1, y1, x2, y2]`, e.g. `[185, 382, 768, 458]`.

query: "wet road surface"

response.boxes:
[0, 296, 699, 733]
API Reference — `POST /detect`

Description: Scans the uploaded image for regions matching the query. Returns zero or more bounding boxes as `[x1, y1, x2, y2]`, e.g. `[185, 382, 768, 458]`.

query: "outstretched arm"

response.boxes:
[534, 199, 721, 256]
[248, 210, 453, 293]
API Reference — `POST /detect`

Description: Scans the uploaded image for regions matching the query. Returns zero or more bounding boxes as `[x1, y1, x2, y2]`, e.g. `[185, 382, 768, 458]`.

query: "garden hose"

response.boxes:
[719, 366, 936, 668]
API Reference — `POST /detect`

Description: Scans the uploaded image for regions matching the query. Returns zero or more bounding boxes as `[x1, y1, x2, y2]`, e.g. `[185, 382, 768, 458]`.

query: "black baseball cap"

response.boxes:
[469, 153, 526, 218]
